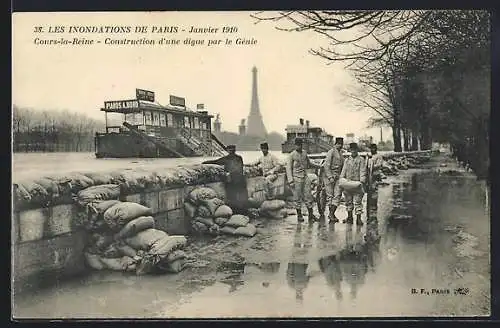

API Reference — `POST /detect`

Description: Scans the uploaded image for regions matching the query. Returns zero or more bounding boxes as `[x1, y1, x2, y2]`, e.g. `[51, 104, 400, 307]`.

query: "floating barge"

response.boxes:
[95, 89, 227, 158]
[281, 118, 335, 154]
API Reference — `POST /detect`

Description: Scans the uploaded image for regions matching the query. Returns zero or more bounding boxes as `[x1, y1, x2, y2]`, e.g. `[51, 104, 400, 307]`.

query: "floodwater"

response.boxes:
[12, 156, 491, 318]
[12, 151, 279, 181]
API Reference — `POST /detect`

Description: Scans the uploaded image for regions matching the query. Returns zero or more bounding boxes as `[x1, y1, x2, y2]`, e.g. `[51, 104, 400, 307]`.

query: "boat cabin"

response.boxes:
[282, 118, 334, 153]
[95, 89, 227, 158]
[102, 99, 213, 142]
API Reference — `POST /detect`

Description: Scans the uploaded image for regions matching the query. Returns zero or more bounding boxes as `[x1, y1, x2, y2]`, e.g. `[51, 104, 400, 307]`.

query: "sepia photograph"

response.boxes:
[11, 10, 490, 319]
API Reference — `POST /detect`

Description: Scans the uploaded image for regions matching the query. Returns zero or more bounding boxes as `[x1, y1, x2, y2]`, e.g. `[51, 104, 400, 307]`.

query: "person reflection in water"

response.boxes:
[339, 225, 369, 301]
[318, 254, 343, 301]
[286, 223, 319, 302]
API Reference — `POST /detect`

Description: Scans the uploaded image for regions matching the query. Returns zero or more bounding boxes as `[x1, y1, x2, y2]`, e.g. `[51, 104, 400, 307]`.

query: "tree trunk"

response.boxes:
[411, 131, 419, 151]
[392, 126, 402, 152]
[402, 128, 409, 151]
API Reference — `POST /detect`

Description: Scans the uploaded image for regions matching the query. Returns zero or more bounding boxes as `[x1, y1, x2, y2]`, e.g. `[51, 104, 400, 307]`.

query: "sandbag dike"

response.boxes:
[11, 151, 434, 293]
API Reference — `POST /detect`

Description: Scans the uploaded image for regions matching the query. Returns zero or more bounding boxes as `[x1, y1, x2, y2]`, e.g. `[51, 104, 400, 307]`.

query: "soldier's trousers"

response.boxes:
[264, 174, 278, 199]
[344, 190, 364, 215]
[323, 176, 342, 207]
[292, 176, 314, 209]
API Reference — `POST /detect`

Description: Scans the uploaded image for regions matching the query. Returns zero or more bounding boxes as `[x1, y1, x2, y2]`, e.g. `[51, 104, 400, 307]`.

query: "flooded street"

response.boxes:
[12, 155, 490, 318]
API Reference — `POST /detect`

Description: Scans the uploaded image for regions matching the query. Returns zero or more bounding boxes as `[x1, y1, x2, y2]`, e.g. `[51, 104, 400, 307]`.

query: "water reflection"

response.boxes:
[286, 224, 315, 302]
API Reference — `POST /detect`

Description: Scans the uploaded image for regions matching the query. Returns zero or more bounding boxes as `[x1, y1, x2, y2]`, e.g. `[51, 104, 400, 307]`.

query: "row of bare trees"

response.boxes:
[12, 106, 105, 152]
[252, 10, 490, 180]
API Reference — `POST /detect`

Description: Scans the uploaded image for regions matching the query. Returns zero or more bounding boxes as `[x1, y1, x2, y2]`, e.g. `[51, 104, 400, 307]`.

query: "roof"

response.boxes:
[101, 99, 213, 118]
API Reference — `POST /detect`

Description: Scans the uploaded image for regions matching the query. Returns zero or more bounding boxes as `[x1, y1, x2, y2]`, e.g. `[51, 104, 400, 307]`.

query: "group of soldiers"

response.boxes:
[286, 137, 382, 225]
[202, 138, 383, 225]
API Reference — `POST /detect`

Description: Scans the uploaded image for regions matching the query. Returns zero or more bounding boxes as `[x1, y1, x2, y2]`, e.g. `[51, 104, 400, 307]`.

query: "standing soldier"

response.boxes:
[249, 142, 281, 200]
[340, 143, 367, 225]
[286, 138, 322, 223]
[202, 144, 249, 214]
[322, 137, 344, 223]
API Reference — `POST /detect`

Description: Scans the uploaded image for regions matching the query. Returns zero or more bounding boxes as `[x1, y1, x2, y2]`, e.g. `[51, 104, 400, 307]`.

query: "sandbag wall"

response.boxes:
[12, 163, 287, 292]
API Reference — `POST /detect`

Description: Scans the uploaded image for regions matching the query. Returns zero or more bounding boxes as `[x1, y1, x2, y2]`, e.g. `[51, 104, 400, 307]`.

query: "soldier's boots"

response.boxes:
[343, 211, 354, 224]
[356, 214, 363, 226]
[307, 208, 319, 222]
[297, 209, 304, 222]
[328, 205, 339, 223]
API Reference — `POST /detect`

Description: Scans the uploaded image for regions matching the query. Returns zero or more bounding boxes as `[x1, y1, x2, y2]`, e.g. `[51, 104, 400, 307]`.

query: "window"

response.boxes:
[153, 112, 160, 126]
[144, 111, 152, 125]
[194, 117, 199, 129]
[184, 116, 190, 128]
[167, 113, 173, 127]
[159, 113, 166, 127]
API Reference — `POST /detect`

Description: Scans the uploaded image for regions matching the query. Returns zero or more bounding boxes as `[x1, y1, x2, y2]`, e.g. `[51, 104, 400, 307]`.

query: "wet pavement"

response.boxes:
[13, 155, 490, 318]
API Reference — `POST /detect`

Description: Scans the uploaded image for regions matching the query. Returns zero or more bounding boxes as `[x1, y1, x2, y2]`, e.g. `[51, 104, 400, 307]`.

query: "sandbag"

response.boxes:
[189, 187, 218, 204]
[16, 181, 49, 206]
[149, 235, 187, 256]
[89, 200, 121, 216]
[166, 258, 187, 273]
[115, 243, 138, 258]
[208, 224, 220, 236]
[225, 214, 250, 228]
[221, 226, 237, 235]
[33, 178, 60, 197]
[82, 172, 114, 185]
[125, 228, 168, 250]
[84, 252, 104, 270]
[259, 200, 286, 212]
[167, 249, 187, 262]
[200, 198, 225, 215]
[100, 256, 135, 271]
[76, 184, 121, 206]
[339, 178, 363, 192]
[104, 202, 153, 231]
[214, 205, 233, 218]
[102, 243, 122, 258]
[247, 197, 264, 209]
[191, 221, 209, 233]
[92, 233, 114, 251]
[214, 216, 229, 226]
[193, 217, 216, 227]
[265, 208, 288, 219]
[114, 216, 155, 240]
[196, 205, 212, 218]
[184, 202, 197, 218]
[234, 224, 257, 237]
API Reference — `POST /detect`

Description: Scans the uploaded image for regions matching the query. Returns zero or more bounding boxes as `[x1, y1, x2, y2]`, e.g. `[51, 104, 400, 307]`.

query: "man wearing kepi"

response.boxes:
[340, 142, 367, 225]
[286, 138, 322, 222]
[250, 142, 281, 200]
[322, 137, 344, 223]
[202, 144, 248, 214]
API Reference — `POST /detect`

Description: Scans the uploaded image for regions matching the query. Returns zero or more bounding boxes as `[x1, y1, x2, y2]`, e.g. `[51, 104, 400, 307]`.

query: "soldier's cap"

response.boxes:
[370, 143, 378, 149]
[335, 137, 344, 144]
[349, 143, 359, 150]
[260, 142, 269, 149]
[294, 138, 303, 145]
[226, 144, 236, 150]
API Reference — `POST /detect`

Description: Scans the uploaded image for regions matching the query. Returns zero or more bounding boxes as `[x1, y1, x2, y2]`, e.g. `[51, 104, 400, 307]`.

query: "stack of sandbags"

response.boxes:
[82, 199, 188, 274]
[13, 172, 99, 210]
[185, 186, 258, 237]
[73, 184, 121, 229]
[259, 199, 288, 219]
[216, 214, 258, 237]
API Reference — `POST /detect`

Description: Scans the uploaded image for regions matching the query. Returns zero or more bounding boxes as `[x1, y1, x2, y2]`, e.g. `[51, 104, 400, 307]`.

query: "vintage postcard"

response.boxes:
[11, 11, 490, 319]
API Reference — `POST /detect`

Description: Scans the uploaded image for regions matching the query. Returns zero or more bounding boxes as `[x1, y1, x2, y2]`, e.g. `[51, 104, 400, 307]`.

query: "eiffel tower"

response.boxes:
[246, 66, 268, 137]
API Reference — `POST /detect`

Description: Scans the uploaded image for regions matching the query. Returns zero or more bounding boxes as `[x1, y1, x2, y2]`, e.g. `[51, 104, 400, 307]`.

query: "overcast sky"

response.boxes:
[13, 11, 391, 141]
